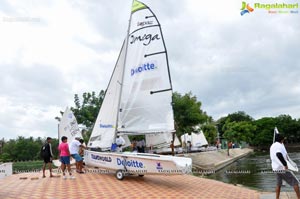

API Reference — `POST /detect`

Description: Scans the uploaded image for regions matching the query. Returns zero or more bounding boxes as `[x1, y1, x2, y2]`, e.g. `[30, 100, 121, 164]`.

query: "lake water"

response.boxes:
[203, 152, 300, 191]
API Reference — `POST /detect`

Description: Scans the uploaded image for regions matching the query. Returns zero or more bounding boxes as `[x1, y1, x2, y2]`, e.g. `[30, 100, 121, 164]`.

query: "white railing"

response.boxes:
[0, 162, 13, 179]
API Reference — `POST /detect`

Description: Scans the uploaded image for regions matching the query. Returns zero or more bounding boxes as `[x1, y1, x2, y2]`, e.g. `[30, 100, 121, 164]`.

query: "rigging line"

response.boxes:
[150, 88, 172, 95]
[144, 51, 166, 57]
[129, 24, 160, 35]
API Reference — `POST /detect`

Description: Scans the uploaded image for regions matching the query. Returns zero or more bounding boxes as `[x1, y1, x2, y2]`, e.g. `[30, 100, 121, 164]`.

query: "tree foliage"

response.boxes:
[0, 136, 59, 162]
[72, 91, 105, 129]
[172, 92, 209, 137]
[201, 124, 217, 144]
[217, 111, 253, 138]
[222, 120, 256, 144]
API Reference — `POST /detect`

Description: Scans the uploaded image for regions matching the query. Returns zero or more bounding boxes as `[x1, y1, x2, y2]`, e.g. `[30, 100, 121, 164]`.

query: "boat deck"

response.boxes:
[0, 168, 262, 199]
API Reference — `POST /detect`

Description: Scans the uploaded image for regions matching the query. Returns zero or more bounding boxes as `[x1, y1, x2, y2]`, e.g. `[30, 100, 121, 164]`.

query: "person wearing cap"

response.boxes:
[41, 137, 54, 178]
[270, 134, 300, 199]
[69, 137, 85, 173]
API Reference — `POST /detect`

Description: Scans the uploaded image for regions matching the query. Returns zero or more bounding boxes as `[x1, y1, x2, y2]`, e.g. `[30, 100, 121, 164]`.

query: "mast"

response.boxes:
[114, 0, 135, 141]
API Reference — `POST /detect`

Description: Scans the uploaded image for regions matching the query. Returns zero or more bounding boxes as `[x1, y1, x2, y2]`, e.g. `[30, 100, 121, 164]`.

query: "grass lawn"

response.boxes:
[13, 160, 57, 173]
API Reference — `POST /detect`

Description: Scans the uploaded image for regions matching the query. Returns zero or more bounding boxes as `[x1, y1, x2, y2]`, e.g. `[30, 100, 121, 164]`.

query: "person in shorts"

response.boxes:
[270, 133, 300, 199]
[70, 137, 85, 173]
[58, 136, 74, 179]
[41, 137, 54, 178]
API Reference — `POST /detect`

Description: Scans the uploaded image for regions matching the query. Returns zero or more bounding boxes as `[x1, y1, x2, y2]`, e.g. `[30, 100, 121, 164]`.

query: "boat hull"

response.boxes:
[84, 150, 192, 175]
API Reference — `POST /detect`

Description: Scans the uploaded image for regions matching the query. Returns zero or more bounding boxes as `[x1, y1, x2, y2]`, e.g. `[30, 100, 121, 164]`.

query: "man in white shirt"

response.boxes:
[270, 134, 300, 199]
[115, 135, 125, 152]
[70, 137, 85, 173]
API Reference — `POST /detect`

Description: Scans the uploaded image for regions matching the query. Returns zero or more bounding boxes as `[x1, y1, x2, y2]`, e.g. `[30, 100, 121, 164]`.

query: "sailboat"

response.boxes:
[84, 0, 192, 180]
[145, 132, 182, 154]
[181, 131, 209, 152]
[53, 107, 82, 167]
[273, 127, 298, 172]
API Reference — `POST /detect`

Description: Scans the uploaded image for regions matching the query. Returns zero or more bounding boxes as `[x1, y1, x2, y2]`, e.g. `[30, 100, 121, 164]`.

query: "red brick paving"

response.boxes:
[0, 169, 260, 199]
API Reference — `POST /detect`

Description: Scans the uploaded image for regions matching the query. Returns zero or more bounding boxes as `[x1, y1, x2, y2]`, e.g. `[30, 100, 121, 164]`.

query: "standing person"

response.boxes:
[58, 136, 74, 179]
[140, 139, 145, 153]
[41, 137, 54, 178]
[78, 139, 85, 157]
[270, 134, 300, 199]
[131, 138, 137, 152]
[115, 135, 125, 152]
[70, 137, 85, 173]
[227, 141, 232, 156]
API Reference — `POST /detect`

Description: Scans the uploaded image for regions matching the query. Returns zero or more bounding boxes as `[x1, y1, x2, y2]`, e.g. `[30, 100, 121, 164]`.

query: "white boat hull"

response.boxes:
[84, 150, 192, 175]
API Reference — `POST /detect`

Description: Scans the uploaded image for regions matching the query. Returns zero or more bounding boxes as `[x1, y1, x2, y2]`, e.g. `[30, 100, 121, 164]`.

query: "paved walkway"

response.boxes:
[260, 192, 298, 199]
[0, 168, 260, 199]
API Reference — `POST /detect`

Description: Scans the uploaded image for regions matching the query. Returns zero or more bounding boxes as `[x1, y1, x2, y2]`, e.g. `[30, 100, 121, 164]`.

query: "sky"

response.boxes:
[0, 0, 299, 140]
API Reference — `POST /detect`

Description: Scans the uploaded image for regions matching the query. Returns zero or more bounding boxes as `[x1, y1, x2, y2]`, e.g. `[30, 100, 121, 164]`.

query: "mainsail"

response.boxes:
[58, 107, 82, 143]
[117, 0, 175, 135]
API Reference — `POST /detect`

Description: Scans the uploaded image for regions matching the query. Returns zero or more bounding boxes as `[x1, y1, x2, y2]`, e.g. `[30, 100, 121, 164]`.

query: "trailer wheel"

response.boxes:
[116, 170, 124, 180]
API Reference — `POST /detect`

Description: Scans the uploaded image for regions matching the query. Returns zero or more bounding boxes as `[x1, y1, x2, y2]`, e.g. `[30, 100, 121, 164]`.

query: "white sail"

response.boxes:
[181, 133, 192, 145]
[273, 126, 279, 143]
[181, 131, 208, 147]
[146, 132, 180, 148]
[191, 131, 208, 147]
[58, 107, 82, 143]
[88, 42, 126, 149]
[117, 0, 174, 135]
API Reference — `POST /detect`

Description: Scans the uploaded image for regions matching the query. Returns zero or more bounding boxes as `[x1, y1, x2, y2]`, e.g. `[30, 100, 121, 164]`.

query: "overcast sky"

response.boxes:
[1, 0, 299, 140]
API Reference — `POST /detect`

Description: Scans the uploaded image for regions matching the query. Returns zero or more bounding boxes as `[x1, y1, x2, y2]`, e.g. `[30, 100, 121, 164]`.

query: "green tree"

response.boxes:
[71, 91, 105, 130]
[223, 120, 256, 145]
[217, 111, 254, 138]
[1, 136, 47, 161]
[201, 124, 217, 145]
[251, 117, 276, 146]
[274, 115, 299, 143]
[172, 92, 209, 137]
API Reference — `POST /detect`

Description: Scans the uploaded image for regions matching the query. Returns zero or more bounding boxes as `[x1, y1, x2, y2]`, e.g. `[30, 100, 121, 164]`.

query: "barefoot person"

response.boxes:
[270, 134, 300, 199]
[70, 137, 85, 173]
[58, 136, 74, 179]
[41, 137, 54, 178]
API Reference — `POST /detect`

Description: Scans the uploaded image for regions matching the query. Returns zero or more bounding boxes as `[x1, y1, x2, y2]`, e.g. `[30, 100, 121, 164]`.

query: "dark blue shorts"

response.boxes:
[60, 156, 70, 165]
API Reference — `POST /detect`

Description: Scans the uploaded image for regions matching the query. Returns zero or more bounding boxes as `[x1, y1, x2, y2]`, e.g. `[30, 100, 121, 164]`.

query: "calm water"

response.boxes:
[203, 152, 300, 191]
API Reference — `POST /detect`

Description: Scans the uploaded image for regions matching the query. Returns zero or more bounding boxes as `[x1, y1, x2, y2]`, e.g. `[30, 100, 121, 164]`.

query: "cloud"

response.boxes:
[0, 0, 299, 140]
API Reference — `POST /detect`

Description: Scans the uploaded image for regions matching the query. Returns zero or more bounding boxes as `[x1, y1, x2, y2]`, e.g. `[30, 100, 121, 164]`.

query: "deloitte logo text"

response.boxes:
[240, 2, 254, 16]
[99, 124, 114, 128]
[116, 158, 144, 168]
[130, 62, 157, 76]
